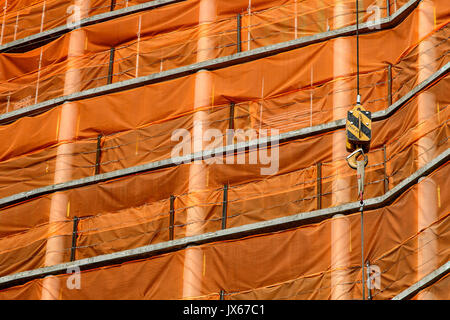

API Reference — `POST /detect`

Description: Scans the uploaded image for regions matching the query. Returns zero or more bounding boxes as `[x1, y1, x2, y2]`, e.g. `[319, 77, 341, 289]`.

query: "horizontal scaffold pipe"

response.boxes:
[0, 62, 447, 209]
[0, 0, 186, 53]
[0, 149, 447, 290]
[392, 261, 450, 300]
[0, 0, 424, 125]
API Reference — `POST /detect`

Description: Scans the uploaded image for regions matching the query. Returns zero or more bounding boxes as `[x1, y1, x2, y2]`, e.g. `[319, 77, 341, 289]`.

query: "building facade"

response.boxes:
[0, 0, 448, 299]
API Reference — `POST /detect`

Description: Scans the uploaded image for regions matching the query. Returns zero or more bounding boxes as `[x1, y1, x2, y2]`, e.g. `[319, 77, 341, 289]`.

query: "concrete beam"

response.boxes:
[0, 63, 447, 209]
[0, 0, 423, 125]
[392, 261, 450, 300]
[373, 63, 449, 120]
[0, 0, 186, 53]
[0, 148, 447, 290]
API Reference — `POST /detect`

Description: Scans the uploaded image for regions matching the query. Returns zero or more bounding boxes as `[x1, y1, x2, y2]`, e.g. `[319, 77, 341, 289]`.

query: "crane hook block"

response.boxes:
[346, 104, 372, 154]
[346, 148, 368, 170]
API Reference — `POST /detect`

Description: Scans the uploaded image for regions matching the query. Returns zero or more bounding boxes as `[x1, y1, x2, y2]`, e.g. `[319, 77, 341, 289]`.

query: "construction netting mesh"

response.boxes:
[0, 0, 448, 300]
[0, 74, 447, 279]
[0, 0, 426, 113]
[0, 162, 448, 299]
[411, 273, 450, 299]
[0, 0, 157, 46]
[0, 2, 448, 199]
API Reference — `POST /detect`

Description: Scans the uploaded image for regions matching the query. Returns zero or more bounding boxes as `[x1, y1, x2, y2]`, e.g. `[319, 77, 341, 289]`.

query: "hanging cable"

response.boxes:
[355, 0, 365, 301]
[356, 0, 365, 301]
[356, 0, 361, 105]
[360, 179, 365, 301]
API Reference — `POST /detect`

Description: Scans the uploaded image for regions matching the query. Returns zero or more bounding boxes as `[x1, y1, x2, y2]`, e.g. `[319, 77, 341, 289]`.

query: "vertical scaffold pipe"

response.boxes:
[182, 0, 217, 300]
[41, 0, 91, 300]
[416, 0, 437, 300]
[330, 0, 354, 300]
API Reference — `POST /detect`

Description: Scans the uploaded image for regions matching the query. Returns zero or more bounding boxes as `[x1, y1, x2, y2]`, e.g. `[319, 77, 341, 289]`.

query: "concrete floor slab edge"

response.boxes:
[0, 63, 447, 209]
[392, 261, 450, 300]
[0, 0, 423, 124]
[0, 147, 447, 290]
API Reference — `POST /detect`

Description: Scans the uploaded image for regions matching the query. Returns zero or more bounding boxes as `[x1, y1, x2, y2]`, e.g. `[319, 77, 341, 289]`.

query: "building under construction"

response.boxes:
[0, 0, 448, 300]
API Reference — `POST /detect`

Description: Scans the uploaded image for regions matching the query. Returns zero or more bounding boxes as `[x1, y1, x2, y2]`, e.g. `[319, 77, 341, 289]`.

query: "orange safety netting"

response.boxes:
[0, 0, 157, 46]
[0, 74, 447, 279]
[0, 162, 447, 299]
[411, 273, 450, 300]
[0, 0, 428, 113]
[0, 6, 448, 199]
[0, 0, 448, 300]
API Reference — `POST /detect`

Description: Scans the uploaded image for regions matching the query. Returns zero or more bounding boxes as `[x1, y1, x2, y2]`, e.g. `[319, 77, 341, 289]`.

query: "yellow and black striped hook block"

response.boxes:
[346, 104, 372, 154]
